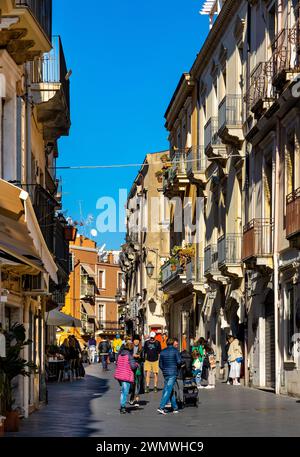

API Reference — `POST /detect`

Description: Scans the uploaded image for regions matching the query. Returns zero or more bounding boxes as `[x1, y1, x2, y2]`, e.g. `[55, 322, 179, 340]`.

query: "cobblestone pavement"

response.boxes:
[8, 363, 300, 437]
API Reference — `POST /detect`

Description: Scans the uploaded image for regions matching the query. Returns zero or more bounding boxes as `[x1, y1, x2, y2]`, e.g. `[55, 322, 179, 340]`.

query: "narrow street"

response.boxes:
[10, 364, 300, 437]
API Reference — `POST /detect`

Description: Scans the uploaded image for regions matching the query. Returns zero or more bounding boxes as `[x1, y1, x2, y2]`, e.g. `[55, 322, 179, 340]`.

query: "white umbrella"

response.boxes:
[45, 308, 82, 327]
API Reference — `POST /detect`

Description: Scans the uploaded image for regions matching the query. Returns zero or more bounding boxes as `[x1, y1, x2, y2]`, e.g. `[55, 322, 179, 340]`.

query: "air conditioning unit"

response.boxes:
[23, 273, 48, 295]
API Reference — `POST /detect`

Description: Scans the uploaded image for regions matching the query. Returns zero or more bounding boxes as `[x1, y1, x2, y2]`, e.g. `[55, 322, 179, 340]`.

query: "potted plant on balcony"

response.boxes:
[0, 323, 37, 433]
[169, 256, 179, 271]
[155, 170, 163, 183]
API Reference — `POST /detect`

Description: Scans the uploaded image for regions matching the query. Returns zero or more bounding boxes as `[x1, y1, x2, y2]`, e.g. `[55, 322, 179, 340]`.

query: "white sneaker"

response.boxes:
[197, 385, 205, 389]
[157, 408, 167, 415]
[209, 385, 215, 389]
[227, 381, 231, 385]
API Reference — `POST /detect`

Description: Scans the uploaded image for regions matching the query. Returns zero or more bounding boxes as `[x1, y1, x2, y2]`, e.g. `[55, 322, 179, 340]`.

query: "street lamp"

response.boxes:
[146, 261, 155, 278]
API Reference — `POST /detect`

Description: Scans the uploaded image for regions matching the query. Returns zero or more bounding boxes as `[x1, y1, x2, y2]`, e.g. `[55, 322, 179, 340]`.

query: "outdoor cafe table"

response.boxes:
[47, 359, 65, 381]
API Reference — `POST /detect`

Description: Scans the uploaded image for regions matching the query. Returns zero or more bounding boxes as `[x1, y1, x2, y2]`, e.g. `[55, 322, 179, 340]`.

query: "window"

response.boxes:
[98, 304, 105, 324]
[98, 270, 105, 289]
[117, 272, 123, 290]
[286, 133, 295, 196]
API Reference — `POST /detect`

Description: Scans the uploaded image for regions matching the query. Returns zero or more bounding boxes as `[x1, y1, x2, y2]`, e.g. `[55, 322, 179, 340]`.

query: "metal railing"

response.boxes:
[31, 35, 70, 115]
[186, 146, 207, 175]
[204, 118, 220, 151]
[218, 95, 242, 132]
[186, 257, 204, 283]
[242, 219, 273, 260]
[286, 186, 300, 239]
[98, 320, 120, 330]
[161, 254, 184, 286]
[80, 283, 95, 298]
[171, 149, 187, 175]
[218, 233, 242, 266]
[204, 244, 218, 274]
[15, 0, 52, 41]
[245, 62, 269, 112]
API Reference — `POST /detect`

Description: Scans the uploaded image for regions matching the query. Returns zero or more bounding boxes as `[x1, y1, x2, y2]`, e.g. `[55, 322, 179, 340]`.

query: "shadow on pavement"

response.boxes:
[7, 370, 110, 437]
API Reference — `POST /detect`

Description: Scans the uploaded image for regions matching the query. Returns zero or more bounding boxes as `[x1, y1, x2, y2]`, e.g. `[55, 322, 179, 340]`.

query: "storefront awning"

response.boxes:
[0, 179, 58, 283]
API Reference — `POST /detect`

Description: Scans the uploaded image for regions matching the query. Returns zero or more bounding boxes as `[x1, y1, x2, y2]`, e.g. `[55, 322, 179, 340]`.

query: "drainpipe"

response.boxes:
[273, 119, 281, 395]
[25, 63, 32, 191]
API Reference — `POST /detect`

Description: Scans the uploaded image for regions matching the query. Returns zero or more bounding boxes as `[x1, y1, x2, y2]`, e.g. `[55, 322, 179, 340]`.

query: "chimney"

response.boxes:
[107, 252, 114, 264]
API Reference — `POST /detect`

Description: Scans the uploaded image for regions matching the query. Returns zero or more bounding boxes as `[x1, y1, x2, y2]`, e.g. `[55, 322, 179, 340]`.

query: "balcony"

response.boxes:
[204, 244, 219, 275]
[0, 1, 52, 65]
[31, 35, 71, 141]
[242, 219, 273, 266]
[115, 288, 127, 303]
[186, 257, 205, 292]
[245, 62, 271, 117]
[286, 187, 300, 243]
[80, 283, 95, 299]
[160, 255, 187, 294]
[218, 233, 242, 276]
[15, 0, 52, 42]
[266, 27, 300, 90]
[204, 117, 227, 161]
[218, 95, 243, 146]
[186, 146, 207, 183]
[163, 149, 189, 196]
[98, 321, 122, 332]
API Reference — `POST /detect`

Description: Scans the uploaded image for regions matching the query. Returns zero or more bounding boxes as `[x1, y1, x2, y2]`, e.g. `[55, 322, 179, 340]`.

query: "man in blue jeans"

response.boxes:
[157, 338, 182, 415]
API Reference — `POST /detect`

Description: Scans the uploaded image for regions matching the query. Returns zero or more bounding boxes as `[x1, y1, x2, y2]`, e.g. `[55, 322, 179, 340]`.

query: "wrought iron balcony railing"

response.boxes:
[186, 257, 205, 284]
[15, 0, 52, 41]
[242, 219, 273, 261]
[31, 35, 70, 115]
[245, 62, 269, 113]
[186, 146, 207, 176]
[204, 244, 218, 274]
[286, 187, 300, 239]
[218, 233, 242, 266]
[161, 254, 184, 287]
[218, 95, 242, 132]
[204, 118, 221, 151]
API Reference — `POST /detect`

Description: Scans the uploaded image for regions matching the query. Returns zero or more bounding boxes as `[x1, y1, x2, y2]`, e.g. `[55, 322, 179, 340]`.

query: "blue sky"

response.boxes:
[53, 0, 208, 249]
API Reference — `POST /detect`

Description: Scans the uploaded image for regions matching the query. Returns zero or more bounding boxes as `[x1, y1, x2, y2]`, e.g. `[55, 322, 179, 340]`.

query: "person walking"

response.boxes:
[114, 341, 138, 414]
[98, 336, 111, 371]
[87, 335, 97, 364]
[157, 338, 181, 415]
[204, 344, 216, 389]
[112, 333, 123, 362]
[129, 335, 143, 407]
[192, 349, 203, 388]
[143, 331, 161, 393]
[228, 335, 243, 385]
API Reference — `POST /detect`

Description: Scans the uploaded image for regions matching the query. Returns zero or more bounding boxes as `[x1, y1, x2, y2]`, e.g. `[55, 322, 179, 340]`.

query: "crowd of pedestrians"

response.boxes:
[110, 331, 244, 415]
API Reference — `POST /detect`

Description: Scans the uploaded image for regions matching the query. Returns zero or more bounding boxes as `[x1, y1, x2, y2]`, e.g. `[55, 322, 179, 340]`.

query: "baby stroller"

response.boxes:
[179, 351, 199, 408]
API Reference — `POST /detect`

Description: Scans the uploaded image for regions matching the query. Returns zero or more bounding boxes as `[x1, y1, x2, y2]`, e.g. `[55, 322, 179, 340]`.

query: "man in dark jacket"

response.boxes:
[157, 338, 181, 415]
[98, 337, 111, 371]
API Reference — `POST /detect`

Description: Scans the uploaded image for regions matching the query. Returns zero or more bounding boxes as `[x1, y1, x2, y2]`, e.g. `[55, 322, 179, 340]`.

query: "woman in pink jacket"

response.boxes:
[114, 341, 138, 414]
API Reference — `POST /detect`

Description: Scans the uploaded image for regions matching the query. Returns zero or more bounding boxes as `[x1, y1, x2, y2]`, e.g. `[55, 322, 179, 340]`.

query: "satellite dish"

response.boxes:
[90, 229, 98, 237]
